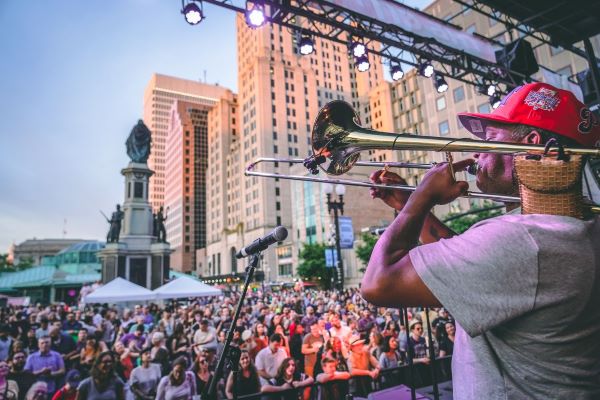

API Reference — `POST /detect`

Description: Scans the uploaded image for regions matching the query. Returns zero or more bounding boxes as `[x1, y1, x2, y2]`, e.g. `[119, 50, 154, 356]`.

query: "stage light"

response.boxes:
[182, 1, 203, 25]
[351, 41, 367, 58]
[299, 36, 315, 55]
[434, 73, 448, 93]
[419, 61, 434, 78]
[487, 84, 497, 96]
[355, 55, 370, 72]
[490, 94, 501, 109]
[391, 65, 404, 81]
[246, 2, 265, 28]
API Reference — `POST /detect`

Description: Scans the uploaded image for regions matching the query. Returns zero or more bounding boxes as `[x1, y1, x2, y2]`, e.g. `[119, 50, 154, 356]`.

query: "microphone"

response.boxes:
[236, 226, 288, 258]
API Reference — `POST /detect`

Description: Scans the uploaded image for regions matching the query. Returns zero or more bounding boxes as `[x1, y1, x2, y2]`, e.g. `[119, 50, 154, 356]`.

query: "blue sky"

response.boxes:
[0, 0, 430, 253]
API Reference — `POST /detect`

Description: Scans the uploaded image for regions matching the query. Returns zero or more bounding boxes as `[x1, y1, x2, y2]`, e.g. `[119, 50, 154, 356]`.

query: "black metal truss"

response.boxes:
[200, 0, 537, 94]
[453, 0, 596, 63]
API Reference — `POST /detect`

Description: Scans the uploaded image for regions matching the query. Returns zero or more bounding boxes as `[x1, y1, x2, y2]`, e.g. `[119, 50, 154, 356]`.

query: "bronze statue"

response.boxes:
[155, 206, 168, 243]
[126, 120, 152, 163]
[103, 204, 124, 243]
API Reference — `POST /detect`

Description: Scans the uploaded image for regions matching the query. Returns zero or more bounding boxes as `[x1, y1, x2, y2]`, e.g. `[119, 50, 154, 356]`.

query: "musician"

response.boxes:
[361, 82, 600, 399]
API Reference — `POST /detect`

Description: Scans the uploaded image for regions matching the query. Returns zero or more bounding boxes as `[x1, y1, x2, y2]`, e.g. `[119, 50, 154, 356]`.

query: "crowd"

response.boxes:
[0, 287, 454, 400]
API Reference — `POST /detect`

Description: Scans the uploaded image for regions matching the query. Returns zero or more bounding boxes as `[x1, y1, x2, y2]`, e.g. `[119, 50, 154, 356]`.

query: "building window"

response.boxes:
[439, 120, 449, 136]
[453, 86, 465, 103]
[278, 263, 293, 276]
[436, 97, 446, 111]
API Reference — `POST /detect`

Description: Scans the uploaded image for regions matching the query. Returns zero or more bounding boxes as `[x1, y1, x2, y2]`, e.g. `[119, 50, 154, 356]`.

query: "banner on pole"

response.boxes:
[339, 216, 354, 249]
[325, 248, 338, 267]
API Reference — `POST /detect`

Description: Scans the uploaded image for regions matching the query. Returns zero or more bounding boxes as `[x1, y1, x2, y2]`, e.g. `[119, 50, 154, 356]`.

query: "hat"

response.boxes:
[66, 370, 81, 386]
[409, 320, 423, 330]
[348, 334, 365, 347]
[458, 83, 600, 148]
[242, 330, 252, 341]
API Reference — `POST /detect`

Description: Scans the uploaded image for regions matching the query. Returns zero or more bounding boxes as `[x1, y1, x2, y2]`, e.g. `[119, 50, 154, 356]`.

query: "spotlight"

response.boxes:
[355, 55, 370, 72]
[391, 65, 404, 81]
[182, 1, 203, 25]
[490, 94, 501, 109]
[351, 41, 367, 58]
[434, 73, 448, 93]
[487, 84, 497, 96]
[419, 61, 434, 78]
[299, 36, 314, 55]
[246, 2, 265, 28]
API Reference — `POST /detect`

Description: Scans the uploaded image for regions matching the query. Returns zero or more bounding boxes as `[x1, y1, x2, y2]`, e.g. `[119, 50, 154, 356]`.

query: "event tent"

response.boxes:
[83, 277, 155, 303]
[153, 276, 222, 299]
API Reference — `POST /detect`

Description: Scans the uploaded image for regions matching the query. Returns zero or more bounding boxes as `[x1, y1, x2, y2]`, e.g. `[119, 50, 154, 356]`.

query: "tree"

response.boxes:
[355, 233, 378, 272]
[297, 242, 334, 289]
[443, 202, 504, 234]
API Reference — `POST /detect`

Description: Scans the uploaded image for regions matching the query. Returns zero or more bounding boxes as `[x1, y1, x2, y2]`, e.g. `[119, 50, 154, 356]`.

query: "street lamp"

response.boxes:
[322, 183, 345, 291]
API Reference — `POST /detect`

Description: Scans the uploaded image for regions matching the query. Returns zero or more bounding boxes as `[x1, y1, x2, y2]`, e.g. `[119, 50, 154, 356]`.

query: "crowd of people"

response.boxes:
[0, 287, 454, 400]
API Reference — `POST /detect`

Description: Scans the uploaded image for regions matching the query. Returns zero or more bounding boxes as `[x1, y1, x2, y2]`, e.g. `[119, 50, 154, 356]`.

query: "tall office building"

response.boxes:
[143, 74, 229, 210]
[202, 14, 387, 283]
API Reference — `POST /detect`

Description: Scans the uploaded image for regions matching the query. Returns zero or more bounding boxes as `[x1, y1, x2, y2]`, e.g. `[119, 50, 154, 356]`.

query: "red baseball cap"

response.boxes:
[458, 82, 600, 148]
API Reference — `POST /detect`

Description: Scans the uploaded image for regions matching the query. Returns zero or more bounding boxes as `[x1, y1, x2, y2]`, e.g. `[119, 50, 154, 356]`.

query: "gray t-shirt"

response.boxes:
[130, 364, 162, 396]
[410, 214, 600, 400]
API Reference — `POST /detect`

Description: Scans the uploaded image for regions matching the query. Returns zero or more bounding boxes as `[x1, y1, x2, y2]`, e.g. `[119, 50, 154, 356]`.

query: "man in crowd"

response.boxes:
[7, 351, 36, 400]
[193, 319, 218, 355]
[24, 336, 65, 394]
[301, 321, 324, 378]
[255, 333, 287, 385]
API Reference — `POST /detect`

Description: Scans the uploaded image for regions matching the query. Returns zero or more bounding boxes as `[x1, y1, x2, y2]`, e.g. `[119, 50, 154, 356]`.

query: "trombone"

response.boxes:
[245, 101, 600, 213]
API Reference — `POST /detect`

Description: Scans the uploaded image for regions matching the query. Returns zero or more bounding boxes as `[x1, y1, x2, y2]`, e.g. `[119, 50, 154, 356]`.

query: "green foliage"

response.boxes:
[297, 242, 334, 289]
[443, 202, 504, 234]
[355, 232, 378, 272]
[0, 253, 12, 271]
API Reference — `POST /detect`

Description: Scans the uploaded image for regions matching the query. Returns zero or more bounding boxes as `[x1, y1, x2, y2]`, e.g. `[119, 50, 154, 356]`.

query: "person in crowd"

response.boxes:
[250, 322, 268, 361]
[301, 321, 323, 378]
[129, 348, 161, 400]
[378, 336, 403, 388]
[24, 336, 65, 395]
[113, 341, 135, 382]
[316, 357, 351, 400]
[155, 356, 196, 400]
[168, 323, 190, 363]
[61, 314, 81, 337]
[407, 322, 430, 365]
[0, 360, 19, 400]
[224, 351, 261, 399]
[35, 318, 50, 340]
[79, 337, 103, 376]
[288, 323, 304, 373]
[439, 322, 455, 357]
[51, 370, 80, 400]
[76, 351, 125, 400]
[24, 382, 48, 400]
[149, 332, 169, 376]
[255, 333, 288, 386]
[261, 357, 313, 400]
[191, 353, 213, 398]
[274, 325, 291, 357]
[120, 325, 146, 353]
[0, 324, 15, 362]
[8, 351, 36, 400]
[49, 327, 76, 361]
[347, 335, 380, 397]
[369, 331, 384, 360]
[193, 319, 217, 356]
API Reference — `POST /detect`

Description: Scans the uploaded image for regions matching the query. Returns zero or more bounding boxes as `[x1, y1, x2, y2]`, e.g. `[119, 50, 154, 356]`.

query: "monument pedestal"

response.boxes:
[99, 129, 172, 290]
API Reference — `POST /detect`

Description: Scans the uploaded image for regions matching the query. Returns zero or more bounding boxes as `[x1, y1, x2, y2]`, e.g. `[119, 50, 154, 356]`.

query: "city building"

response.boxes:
[143, 73, 229, 210]
[12, 238, 87, 266]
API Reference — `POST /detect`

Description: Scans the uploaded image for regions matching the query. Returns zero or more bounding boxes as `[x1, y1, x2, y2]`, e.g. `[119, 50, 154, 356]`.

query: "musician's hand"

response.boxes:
[413, 160, 473, 206]
[369, 170, 411, 210]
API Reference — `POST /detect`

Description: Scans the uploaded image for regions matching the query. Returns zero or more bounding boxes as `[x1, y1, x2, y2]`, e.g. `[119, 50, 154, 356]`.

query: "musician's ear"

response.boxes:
[523, 130, 542, 144]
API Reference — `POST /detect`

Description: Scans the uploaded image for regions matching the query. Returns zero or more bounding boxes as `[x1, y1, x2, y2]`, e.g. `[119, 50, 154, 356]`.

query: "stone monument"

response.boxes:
[98, 120, 172, 290]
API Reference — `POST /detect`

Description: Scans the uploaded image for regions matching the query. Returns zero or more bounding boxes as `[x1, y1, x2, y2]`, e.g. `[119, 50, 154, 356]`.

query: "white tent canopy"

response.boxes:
[153, 276, 222, 299]
[84, 277, 156, 303]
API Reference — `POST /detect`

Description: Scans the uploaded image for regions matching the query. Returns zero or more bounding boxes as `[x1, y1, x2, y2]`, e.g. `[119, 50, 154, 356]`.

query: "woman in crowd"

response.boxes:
[149, 332, 170, 376]
[274, 325, 291, 357]
[156, 356, 196, 400]
[439, 322, 455, 357]
[113, 341, 135, 382]
[191, 353, 213, 398]
[76, 351, 125, 400]
[261, 357, 313, 400]
[369, 331, 384, 360]
[378, 336, 403, 388]
[0, 360, 19, 400]
[80, 337, 103, 376]
[251, 323, 268, 361]
[129, 348, 161, 400]
[225, 351, 261, 399]
[168, 324, 190, 364]
[323, 336, 349, 372]
[51, 370, 81, 400]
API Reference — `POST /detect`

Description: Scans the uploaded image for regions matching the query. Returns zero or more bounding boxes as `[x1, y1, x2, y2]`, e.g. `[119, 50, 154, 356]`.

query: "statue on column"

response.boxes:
[104, 204, 124, 243]
[126, 120, 152, 163]
[154, 206, 168, 243]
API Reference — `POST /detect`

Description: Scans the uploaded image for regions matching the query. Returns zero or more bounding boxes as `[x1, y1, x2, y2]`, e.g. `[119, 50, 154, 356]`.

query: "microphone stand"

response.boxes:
[204, 252, 261, 400]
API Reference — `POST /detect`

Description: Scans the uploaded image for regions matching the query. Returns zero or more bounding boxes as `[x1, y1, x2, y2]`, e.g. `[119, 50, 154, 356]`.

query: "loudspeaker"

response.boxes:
[367, 385, 429, 400]
[495, 38, 539, 83]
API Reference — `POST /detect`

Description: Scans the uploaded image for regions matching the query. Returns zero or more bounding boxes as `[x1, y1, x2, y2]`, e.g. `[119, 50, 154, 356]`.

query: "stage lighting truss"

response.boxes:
[434, 73, 449, 93]
[355, 55, 370, 72]
[391, 64, 404, 81]
[245, 1, 266, 28]
[299, 35, 315, 55]
[182, 0, 204, 25]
